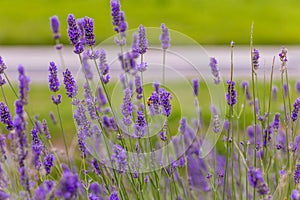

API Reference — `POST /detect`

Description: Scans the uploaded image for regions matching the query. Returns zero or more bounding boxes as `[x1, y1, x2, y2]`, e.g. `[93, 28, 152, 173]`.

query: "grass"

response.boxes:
[1, 0, 300, 45]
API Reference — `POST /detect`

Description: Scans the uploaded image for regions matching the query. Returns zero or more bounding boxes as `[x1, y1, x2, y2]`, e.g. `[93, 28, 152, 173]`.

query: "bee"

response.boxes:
[147, 97, 152, 106]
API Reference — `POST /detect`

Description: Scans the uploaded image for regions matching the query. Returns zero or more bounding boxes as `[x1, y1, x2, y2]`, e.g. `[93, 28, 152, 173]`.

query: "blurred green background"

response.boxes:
[1, 0, 300, 45]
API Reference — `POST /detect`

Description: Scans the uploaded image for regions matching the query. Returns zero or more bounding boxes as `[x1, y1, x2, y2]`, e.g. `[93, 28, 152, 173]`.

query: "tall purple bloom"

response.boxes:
[109, 191, 120, 200]
[135, 75, 143, 99]
[292, 98, 300, 121]
[0, 134, 6, 160]
[82, 17, 96, 46]
[160, 88, 172, 117]
[31, 126, 43, 170]
[111, 0, 127, 33]
[226, 80, 236, 106]
[192, 79, 199, 96]
[0, 56, 7, 74]
[63, 68, 78, 98]
[138, 25, 148, 55]
[134, 107, 146, 138]
[160, 23, 170, 50]
[248, 167, 269, 195]
[131, 33, 139, 58]
[112, 144, 127, 173]
[252, 48, 260, 70]
[0, 102, 13, 130]
[67, 14, 80, 46]
[18, 65, 30, 104]
[44, 153, 55, 175]
[48, 61, 60, 92]
[50, 15, 60, 39]
[56, 166, 80, 199]
[121, 88, 132, 125]
[272, 113, 280, 130]
[294, 164, 300, 184]
[209, 57, 220, 84]
[99, 49, 109, 76]
[148, 91, 160, 115]
[84, 83, 97, 120]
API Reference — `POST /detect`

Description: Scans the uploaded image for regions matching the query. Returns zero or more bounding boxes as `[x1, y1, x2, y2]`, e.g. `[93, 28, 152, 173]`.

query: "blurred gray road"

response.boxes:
[0, 45, 299, 83]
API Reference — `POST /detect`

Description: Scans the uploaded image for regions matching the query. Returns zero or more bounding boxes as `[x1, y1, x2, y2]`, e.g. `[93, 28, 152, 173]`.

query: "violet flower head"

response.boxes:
[82, 17, 96, 46]
[226, 80, 236, 106]
[97, 86, 107, 107]
[135, 75, 143, 99]
[248, 167, 269, 196]
[67, 14, 80, 46]
[294, 164, 300, 184]
[50, 15, 60, 39]
[263, 125, 273, 147]
[148, 91, 160, 115]
[44, 153, 55, 175]
[111, 0, 127, 33]
[241, 80, 251, 100]
[48, 61, 60, 92]
[0, 56, 7, 74]
[160, 88, 172, 117]
[109, 191, 120, 200]
[192, 79, 199, 96]
[50, 111, 57, 125]
[99, 49, 109, 76]
[63, 68, 78, 98]
[279, 47, 288, 71]
[138, 25, 148, 55]
[42, 119, 51, 139]
[0, 134, 6, 160]
[0, 75, 5, 87]
[18, 65, 30, 104]
[292, 98, 300, 121]
[283, 83, 289, 97]
[292, 190, 300, 200]
[272, 86, 278, 100]
[0, 102, 13, 130]
[31, 126, 43, 170]
[252, 48, 260, 70]
[56, 167, 80, 199]
[209, 57, 220, 84]
[82, 54, 93, 80]
[51, 94, 62, 105]
[160, 23, 170, 50]
[131, 32, 139, 58]
[121, 88, 133, 125]
[296, 81, 300, 93]
[83, 82, 97, 120]
[134, 109, 146, 138]
[272, 113, 280, 130]
[112, 144, 127, 173]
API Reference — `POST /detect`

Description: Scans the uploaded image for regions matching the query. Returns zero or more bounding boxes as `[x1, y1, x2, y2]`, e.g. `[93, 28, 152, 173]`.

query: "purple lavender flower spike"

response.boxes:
[97, 86, 107, 107]
[56, 166, 80, 199]
[84, 82, 97, 120]
[160, 88, 172, 117]
[241, 80, 251, 100]
[50, 15, 60, 39]
[263, 126, 273, 147]
[131, 32, 139, 58]
[148, 91, 160, 115]
[138, 25, 148, 55]
[109, 191, 120, 200]
[294, 164, 300, 184]
[283, 83, 289, 97]
[42, 119, 51, 139]
[272, 86, 278, 100]
[83, 17, 96, 46]
[51, 94, 62, 105]
[0, 134, 6, 160]
[92, 158, 101, 175]
[134, 108, 146, 138]
[63, 68, 78, 98]
[111, 0, 121, 30]
[272, 113, 280, 130]
[31, 126, 43, 170]
[82, 54, 93, 80]
[121, 88, 133, 125]
[73, 41, 84, 54]
[49, 111, 57, 125]
[192, 79, 199, 96]
[209, 57, 220, 84]
[279, 47, 288, 71]
[248, 167, 269, 196]
[0, 102, 13, 130]
[0, 56, 7, 74]
[99, 49, 109, 76]
[18, 65, 30, 104]
[135, 75, 143, 99]
[226, 80, 236, 106]
[296, 81, 300, 93]
[160, 23, 170, 50]
[44, 153, 55, 175]
[252, 48, 260, 70]
[292, 190, 300, 200]
[48, 61, 60, 92]
[89, 182, 102, 199]
[67, 14, 80, 46]
[292, 98, 300, 121]
[0, 75, 5, 86]
[112, 144, 127, 173]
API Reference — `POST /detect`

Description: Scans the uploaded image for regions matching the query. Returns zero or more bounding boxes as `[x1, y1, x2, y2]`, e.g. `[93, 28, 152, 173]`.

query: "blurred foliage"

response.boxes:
[1, 0, 300, 44]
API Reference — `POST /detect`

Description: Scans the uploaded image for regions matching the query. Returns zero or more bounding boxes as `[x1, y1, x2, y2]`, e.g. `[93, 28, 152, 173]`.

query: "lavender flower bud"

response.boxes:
[0, 75, 6, 87]
[63, 68, 78, 98]
[97, 86, 107, 107]
[279, 47, 288, 71]
[248, 167, 269, 196]
[160, 88, 172, 117]
[83, 17, 96, 46]
[92, 158, 101, 175]
[109, 191, 120, 200]
[292, 98, 300, 121]
[272, 86, 278, 100]
[295, 164, 300, 184]
[131, 32, 139, 58]
[73, 41, 84, 54]
[51, 94, 62, 105]
[48, 61, 60, 92]
[0, 102, 13, 130]
[42, 119, 51, 139]
[138, 25, 148, 55]
[209, 57, 220, 84]
[50, 15, 60, 39]
[283, 83, 289, 97]
[49, 111, 57, 125]
[31, 126, 43, 170]
[56, 166, 80, 199]
[0, 56, 7, 74]
[192, 79, 199, 96]
[160, 23, 170, 50]
[99, 49, 109, 76]
[82, 54, 93, 80]
[121, 88, 133, 125]
[111, 0, 127, 34]
[252, 48, 260, 70]
[18, 65, 30, 104]
[44, 153, 55, 175]
[112, 144, 127, 173]
[135, 75, 143, 99]
[226, 80, 236, 106]
[0, 134, 7, 160]
[272, 113, 280, 130]
[134, 109, 146, 138]
[67, 14, 80, 46]
[84, 82, 97, 120]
